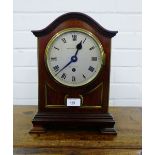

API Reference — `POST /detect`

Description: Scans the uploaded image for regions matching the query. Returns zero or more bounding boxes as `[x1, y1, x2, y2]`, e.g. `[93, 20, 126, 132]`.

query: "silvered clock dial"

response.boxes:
[45, 28, 105, 87]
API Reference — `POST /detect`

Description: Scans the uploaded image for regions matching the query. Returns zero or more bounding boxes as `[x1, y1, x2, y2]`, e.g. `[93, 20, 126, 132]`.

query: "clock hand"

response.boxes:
[74, 40, 82, 57]
[55, 60, 72, 76]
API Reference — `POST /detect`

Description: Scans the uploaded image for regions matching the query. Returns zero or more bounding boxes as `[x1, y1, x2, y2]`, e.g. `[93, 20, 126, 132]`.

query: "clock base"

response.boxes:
[100, 127, 117, 135]
[30, 112, 117, 135]
[29, 126, 46, 134]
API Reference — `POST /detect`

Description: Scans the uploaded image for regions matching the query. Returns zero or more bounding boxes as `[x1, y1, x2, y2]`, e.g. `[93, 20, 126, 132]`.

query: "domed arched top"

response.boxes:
[32, 12, 118, 38]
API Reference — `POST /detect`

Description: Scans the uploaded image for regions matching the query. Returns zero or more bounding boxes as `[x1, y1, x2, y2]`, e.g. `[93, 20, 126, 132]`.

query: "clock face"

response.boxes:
[45, 28, 104, 87]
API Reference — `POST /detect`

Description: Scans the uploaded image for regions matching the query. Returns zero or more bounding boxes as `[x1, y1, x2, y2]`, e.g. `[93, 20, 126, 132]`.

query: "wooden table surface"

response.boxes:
[13, 106, 142, 155]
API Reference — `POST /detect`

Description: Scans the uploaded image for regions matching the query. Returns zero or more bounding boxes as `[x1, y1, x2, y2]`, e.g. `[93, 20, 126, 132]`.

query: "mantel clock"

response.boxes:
[30, 12, 118, 134]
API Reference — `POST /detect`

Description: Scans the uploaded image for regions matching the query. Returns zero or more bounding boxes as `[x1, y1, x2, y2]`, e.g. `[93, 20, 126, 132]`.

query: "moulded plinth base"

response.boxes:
[29, 112, 117, 135]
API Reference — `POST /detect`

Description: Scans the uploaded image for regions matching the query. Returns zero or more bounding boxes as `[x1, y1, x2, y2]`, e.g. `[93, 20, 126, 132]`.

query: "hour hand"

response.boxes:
[74, 41, 82, 57]
[76, 40, 82, 50]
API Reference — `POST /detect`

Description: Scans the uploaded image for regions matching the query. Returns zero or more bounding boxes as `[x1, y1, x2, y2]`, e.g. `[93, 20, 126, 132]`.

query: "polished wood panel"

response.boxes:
[13, 106, 142, 155]
[33, 12, 117, 113]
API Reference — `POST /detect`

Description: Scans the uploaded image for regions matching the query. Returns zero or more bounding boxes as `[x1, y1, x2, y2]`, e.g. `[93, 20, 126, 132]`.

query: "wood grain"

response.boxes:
[13, 106, 142, 154]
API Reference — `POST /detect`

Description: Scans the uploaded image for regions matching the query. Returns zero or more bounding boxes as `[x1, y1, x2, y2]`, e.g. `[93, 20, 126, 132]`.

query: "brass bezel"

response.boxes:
[45, 28, 105, 87]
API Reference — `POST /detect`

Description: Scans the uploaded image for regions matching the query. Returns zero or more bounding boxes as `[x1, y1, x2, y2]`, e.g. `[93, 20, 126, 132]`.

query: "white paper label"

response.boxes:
[67, 98, 81, 106]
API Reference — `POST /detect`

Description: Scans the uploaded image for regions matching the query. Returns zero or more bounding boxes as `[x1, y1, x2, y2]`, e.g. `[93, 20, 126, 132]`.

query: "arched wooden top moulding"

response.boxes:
[32, 12, 118, 38]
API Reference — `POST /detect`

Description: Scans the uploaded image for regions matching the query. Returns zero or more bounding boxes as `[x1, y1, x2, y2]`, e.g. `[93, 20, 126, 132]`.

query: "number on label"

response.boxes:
[70, 101, 75, 105]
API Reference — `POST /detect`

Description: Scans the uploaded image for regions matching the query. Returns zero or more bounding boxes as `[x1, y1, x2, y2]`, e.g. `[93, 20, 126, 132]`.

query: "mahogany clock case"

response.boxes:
[30, 12, 118, 134]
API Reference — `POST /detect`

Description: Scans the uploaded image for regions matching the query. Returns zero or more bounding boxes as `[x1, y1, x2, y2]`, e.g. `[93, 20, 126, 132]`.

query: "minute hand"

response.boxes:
[55, 60, 72, 76]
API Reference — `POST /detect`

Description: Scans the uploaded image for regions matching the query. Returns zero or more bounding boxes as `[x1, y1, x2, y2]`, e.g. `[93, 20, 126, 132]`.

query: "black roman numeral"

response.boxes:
[91, 57, 97, 61]
[89, 46, 95, 51]
[82, 74, 86, 79]
[88, 66, 95, 72]
[72, 76, 76, 81]
[61, 38, 67, 43]
[61, 73, 66, 79]
[72, 35, 77, 41]
[51, 57, 57, 61]
[53, 65, 59, 72]
[54, 46, 59, 50]
[83, 38, 86, 44]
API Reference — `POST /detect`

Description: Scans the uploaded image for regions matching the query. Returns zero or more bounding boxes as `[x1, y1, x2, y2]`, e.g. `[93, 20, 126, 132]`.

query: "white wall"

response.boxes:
[13, 0, 142, 106]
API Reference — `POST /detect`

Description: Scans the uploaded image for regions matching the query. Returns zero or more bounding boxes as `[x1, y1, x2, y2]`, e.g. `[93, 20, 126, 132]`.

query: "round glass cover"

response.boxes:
[45, 28, 104, 87]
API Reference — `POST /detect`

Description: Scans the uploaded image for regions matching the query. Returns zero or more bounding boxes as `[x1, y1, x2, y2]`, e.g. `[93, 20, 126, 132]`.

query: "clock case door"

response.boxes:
[30, 12, 118, 134]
